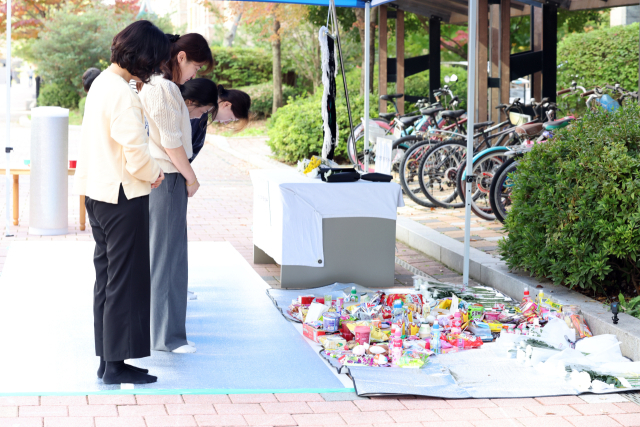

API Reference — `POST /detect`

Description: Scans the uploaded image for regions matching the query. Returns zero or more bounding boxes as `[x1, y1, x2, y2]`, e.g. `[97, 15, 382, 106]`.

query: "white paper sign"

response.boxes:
[375, 137, 393, 175]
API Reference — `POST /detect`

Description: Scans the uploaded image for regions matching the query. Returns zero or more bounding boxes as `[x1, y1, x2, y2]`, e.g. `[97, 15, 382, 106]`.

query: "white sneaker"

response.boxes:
[188, 291, 197, 300]
[172, 344, 196, 353]
[187, 340, 195, 347]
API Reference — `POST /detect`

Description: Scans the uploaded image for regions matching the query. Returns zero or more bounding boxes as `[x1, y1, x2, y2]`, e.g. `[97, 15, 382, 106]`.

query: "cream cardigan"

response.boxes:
[74, 69, 160, 204]
[139, 75, 193, 174]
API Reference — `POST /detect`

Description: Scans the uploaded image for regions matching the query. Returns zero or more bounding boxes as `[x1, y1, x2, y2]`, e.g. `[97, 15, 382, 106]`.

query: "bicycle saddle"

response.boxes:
[543, 117, 574, 131]
[399, 115, 422, 126]
[473, 121, 494, 130]
[421, 106, 445, 116]
[515, 122, 544, 136]
[380, 112, 396, 121]
[380, 94, 404, 101]
[441, 109, 465, 119]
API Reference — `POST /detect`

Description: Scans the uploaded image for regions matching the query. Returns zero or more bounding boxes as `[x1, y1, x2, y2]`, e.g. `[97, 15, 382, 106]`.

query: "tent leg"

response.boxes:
[5, 0, 12, 238]
[364, 0, 371, 173]
[463, 0, 478, 290]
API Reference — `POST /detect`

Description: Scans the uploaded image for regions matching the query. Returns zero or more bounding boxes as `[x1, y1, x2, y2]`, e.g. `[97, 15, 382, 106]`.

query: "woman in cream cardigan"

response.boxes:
[139, 33, 214, 354]
[75, 20, 167, 384]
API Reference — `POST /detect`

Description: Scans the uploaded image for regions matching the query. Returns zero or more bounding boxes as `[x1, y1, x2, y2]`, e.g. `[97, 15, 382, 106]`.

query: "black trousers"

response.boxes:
[85, 186, 151, 362]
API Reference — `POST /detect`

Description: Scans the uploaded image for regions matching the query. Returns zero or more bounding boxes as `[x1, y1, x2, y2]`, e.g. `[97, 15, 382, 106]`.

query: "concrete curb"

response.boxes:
[396, 216, 640, 361]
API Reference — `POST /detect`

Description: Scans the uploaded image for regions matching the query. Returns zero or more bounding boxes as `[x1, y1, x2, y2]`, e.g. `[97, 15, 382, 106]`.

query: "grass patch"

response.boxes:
[69, 109, 82, 126]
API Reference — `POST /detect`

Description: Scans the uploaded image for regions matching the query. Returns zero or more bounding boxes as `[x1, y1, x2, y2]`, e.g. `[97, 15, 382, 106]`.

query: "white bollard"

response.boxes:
[29, 106, 69, 235]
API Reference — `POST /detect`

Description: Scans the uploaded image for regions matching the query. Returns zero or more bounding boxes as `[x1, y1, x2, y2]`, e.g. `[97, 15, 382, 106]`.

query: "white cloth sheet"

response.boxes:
[250, 169, 404, 267]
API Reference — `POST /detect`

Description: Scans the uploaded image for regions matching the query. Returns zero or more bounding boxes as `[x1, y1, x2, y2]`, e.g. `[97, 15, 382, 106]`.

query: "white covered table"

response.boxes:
[250, 169, 404, 288]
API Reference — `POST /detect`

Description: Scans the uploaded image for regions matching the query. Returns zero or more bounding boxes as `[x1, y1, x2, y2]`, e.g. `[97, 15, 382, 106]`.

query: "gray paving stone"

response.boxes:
[434, 227, 460, 232]
[320, 392, 368, 401]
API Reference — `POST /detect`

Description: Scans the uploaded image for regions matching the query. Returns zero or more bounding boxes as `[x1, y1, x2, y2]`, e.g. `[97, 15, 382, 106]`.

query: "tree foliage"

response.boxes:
[211, 46, 273, 88]
[0, 0, 136, 39]
[499, 104, 640, 296]
[30, 3, 132, 104]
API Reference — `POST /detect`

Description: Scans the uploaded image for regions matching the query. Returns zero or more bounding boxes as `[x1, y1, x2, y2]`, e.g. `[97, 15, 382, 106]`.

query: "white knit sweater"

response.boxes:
[139, 75, 193, 174]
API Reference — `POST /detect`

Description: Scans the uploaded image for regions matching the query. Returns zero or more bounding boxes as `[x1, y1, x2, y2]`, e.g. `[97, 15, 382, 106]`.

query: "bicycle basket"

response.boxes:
[509, 112, 531, 126]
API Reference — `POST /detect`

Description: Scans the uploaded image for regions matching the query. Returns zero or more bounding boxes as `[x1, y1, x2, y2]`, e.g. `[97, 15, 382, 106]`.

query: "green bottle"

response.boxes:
[351, 287, 358, 303]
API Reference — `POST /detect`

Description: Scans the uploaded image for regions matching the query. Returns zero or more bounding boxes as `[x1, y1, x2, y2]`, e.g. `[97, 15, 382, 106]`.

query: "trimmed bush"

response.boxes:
[38, 83, 80, 109]
[267, 89, 377, 163]
[499, 104, 640, 295]
[238, 82, 299, 118]
[211, 47, 272, 88]
[557, 24, 639, 113]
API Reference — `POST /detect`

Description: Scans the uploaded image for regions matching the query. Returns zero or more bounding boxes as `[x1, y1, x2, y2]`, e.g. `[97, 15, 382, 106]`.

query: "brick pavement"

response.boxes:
[0, 133, 636, 425]
[1, 394, 639, 426]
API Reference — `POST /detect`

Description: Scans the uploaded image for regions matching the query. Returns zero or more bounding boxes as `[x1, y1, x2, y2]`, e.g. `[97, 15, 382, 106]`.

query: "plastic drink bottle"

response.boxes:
[391, 329, 403, 364]
[350, 287, 358, 303]
[431, 324, 441, 354]
[457, 337, 464, 352]
[451, 312, 462, 334]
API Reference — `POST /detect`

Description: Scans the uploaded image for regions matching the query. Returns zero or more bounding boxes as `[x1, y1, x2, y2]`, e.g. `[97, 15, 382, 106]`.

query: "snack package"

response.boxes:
[384, 294, 424, 308]
[570, 314, 593, 338]
[340, 354, 375, 366]
[318, 335, 347, 350]
[445, 333, 483, 349]
[396, 349, 429, 368]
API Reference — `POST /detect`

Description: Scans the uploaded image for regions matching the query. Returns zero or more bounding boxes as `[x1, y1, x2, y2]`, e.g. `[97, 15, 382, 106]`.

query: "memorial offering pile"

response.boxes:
[289, 279, 599, 371]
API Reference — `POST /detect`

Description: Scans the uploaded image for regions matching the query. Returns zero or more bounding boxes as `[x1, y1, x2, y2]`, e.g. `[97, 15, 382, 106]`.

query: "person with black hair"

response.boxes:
[139, 33, 214, 355]
[179, 79, 252, 163]
[82, 68, 101, 93]
[179, 78, 218, 162]
[214, 85, 252, 127]
[74, 20, 169, 385]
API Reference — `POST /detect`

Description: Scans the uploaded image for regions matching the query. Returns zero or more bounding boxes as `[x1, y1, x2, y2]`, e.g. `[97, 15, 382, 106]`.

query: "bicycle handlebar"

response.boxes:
[557, 88, 571, 95]
[581, 90, 595, 97]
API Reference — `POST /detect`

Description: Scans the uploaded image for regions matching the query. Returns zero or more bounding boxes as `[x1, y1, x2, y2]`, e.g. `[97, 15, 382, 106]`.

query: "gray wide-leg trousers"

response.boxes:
[149, 173, 189, 352]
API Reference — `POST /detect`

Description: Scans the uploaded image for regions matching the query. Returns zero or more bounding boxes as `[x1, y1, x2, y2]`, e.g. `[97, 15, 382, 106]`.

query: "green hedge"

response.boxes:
[267, 89, 377, 163]
[558, 24, 639, 113]
[499, 104, 640, 295]
[211, 47, 272, 88]
[38, 83, 80, 109]
[237, 82, 300, 118]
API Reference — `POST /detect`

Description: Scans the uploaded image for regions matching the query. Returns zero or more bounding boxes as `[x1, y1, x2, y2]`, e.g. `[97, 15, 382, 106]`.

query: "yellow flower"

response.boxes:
[304, 156, 321, 174]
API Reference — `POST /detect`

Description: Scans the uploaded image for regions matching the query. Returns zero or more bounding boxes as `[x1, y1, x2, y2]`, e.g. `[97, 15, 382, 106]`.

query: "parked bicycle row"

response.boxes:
[348, 79, 638, 224]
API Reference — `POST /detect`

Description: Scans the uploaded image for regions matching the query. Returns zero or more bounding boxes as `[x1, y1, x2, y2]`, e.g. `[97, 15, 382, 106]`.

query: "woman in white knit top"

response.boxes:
[139, 33, 214, 354]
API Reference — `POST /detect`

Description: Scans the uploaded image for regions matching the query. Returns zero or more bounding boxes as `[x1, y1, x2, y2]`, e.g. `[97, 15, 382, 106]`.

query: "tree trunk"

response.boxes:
[224, 12, 243, 47]
[272, 13, 283, 115]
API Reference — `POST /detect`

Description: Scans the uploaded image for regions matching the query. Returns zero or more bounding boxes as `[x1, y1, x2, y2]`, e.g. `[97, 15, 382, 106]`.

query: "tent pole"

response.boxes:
[463, 0, 477, 289]
[330, 0, 356, 158]
[5, 0, 12, 237]
[363, 0, 371, 173]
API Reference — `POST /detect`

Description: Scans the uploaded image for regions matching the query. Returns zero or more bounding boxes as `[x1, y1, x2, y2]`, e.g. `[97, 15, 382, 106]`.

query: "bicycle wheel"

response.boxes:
[347, 119, 393, 167]
[489, 158, 518, 223]
[456, 148, 510, 221]
[417, 139, 467, 208]
[398, 139, 437, 207]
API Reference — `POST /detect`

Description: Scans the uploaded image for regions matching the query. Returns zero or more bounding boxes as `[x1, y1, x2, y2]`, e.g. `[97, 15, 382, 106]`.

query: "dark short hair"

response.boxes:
[82, 68, 101, 93]
[179, 78, 219, 129]
[110, 20, 170, 84]
[162, 33, 214, 83]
